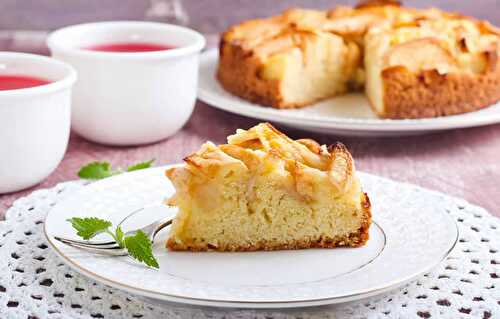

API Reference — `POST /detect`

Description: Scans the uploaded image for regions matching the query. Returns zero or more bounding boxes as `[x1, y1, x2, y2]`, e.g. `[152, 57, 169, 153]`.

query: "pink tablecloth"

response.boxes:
[2, 101, 500, 218]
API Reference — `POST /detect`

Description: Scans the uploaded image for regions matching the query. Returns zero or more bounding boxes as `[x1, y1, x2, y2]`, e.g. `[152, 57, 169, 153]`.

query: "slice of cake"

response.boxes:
[165, 123, 371, 251]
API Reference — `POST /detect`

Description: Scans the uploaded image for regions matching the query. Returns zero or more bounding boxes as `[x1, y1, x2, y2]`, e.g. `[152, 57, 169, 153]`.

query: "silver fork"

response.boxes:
[54, 206, 173, 256]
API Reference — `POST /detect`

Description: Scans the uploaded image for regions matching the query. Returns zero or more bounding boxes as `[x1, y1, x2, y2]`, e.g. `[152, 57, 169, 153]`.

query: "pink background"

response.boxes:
[1, 0, 499, 218]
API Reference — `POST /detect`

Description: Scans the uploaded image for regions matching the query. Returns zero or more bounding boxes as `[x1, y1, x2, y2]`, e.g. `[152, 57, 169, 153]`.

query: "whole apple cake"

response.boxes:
[217, 0, 500, 119]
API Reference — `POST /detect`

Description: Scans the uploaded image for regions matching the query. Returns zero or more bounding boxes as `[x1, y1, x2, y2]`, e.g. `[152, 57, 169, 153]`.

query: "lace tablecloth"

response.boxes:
[0, 179, 499, 319]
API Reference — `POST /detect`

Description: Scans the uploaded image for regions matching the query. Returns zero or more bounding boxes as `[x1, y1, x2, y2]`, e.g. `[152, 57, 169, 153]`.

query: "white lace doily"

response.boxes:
[1, 178, 499, 319]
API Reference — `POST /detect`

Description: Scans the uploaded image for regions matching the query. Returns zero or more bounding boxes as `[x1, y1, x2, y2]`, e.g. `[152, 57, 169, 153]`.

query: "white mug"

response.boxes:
[47, 21, 205, 146]
[0, 52, 76, 194]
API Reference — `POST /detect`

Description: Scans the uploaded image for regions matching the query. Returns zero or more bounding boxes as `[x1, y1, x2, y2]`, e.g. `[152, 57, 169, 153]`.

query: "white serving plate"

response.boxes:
[198, 49, 500, 137]
[44, 166, 458, 309]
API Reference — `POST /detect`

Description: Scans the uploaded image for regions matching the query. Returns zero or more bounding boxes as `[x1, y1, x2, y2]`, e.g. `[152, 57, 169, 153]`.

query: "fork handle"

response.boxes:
[151, 217, 173, 240]
[56, 238, 128, 256]
[54, 236, 116, 246]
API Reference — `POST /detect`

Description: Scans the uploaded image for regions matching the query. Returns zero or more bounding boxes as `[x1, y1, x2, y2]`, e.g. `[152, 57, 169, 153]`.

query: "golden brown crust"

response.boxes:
[167, 192, 372, 252]
[355, 0, 401, 9]
[379, 52, 500, 118]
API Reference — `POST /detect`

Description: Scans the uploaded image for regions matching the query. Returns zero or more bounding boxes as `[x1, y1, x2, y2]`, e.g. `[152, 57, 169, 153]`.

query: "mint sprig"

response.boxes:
[66, 217, 159, 269]
[77, 159, 155, 180]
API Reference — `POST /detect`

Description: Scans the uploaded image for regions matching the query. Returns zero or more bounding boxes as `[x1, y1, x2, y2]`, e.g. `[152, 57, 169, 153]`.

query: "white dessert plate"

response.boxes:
[45, 166, 458, 309]
[198, 49, 500, 137]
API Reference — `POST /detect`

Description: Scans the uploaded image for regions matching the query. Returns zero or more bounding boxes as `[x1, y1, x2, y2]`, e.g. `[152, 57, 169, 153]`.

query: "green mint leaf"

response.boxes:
[115, 226, 124, 248]
[67, 216, 160, 269]
[78, 161, 113, 180]
[78, 159, 154, 179]
[124, 230, 159, 269]
[126, 159, 155, 172]
[67, 217, 112, 240]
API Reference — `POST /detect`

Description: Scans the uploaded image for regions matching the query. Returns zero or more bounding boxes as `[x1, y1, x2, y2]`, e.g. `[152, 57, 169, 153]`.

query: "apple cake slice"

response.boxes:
[165, 123, 371, 251]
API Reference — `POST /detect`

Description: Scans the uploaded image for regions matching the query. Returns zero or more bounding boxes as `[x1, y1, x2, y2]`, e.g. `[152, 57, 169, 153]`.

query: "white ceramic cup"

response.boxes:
[0, 52, 76, 194]
[47, 21, 205, 146]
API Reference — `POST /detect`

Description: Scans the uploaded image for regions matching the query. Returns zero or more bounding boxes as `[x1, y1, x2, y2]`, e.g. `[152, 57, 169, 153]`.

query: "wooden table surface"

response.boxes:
[1, 0, 500, 218]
